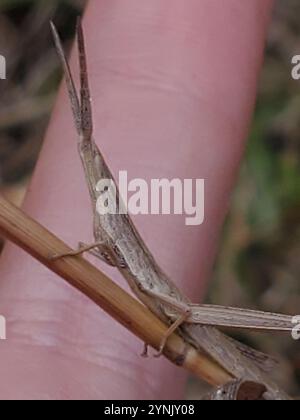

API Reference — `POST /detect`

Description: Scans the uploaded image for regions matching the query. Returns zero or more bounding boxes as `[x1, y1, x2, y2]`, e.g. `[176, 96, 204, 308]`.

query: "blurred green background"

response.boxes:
[0, 0, 299, 398]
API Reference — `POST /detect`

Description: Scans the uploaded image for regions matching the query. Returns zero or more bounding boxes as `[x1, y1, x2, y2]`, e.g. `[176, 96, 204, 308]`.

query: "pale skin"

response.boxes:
[0, 0, 276, 400]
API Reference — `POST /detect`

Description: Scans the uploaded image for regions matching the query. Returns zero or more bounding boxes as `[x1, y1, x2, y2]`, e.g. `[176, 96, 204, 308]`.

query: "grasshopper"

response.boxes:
[50, 19, 294, 399]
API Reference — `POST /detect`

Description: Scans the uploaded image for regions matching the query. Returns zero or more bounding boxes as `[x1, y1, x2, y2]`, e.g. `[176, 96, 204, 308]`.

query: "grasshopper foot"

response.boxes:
[141, 343, 149, 358]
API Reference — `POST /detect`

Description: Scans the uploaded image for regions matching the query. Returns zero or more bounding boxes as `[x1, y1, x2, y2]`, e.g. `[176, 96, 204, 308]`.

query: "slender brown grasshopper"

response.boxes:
[50, 19, 294, 399]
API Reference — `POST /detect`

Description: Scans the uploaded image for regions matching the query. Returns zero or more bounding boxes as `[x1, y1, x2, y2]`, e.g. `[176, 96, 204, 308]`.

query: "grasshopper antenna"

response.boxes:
[50, 21, 81, 136]
[76, 17, 93, 144]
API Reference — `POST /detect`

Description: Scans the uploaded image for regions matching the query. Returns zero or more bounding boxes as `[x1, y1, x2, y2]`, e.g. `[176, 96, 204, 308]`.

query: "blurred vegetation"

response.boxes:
[207, 0, 300, 398]
[0, 0, 86, 189]
[0, 0, 299, 398]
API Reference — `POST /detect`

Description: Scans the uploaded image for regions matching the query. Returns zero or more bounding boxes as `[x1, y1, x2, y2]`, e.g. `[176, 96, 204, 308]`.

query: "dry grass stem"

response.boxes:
[0, 195, 232, 387]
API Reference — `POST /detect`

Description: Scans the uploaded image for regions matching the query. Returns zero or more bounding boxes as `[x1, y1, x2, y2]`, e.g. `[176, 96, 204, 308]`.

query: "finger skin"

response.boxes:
[0, 0, 273, 400]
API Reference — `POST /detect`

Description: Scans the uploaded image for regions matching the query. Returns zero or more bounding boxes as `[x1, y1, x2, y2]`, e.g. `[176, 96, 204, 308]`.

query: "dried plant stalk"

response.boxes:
[0, 195, 232, 386]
